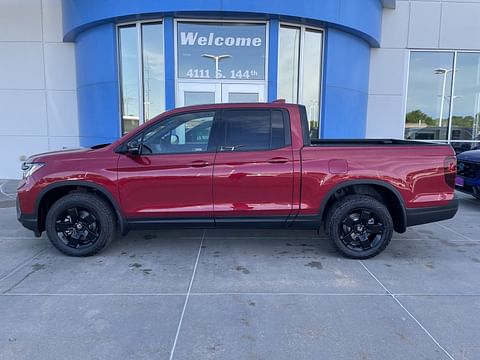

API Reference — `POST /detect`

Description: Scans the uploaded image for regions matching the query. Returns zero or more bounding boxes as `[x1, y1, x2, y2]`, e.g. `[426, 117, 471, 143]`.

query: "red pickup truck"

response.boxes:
[17, 102, 458, 259]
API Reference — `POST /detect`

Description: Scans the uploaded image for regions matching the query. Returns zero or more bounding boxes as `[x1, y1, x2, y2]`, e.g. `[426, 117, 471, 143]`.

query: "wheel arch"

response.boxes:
[35, 181, 128, 235]
[319, 179, 407, 233]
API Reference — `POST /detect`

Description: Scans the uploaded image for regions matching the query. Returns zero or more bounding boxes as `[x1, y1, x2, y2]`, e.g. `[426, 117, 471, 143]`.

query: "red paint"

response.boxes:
[117, 152, 215, 218]
[17, 103, 457, 229]
[213, 147, 294, 218]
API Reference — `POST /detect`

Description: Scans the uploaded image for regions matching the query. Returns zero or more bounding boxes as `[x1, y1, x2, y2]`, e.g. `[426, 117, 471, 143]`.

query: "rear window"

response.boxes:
[220, 109, 290, 151]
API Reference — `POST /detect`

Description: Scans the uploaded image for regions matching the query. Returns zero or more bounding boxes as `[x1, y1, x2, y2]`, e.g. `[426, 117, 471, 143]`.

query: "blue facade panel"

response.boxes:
[267, 19, 279, 102]
[322, 29, 370, 138]
[163, 16, 176, 111]
[63, 0, 386, 143]
[339, 0, 383, 43]
[75, 23, 120, 146]
[322, 87, 368, 138]
[62, 0, 383, 45]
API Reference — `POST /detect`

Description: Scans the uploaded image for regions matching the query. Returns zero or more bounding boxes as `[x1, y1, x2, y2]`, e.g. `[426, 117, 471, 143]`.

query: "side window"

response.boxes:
[220, 109, 289, 151]
[139, 111, 215, 154]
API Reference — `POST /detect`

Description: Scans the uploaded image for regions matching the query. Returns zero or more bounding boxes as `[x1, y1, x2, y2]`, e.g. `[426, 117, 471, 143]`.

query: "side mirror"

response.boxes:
[126, 140, 141, 156]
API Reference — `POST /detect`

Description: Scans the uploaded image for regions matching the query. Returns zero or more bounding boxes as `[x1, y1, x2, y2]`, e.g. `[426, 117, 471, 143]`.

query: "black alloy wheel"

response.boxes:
[339, 208, 385, 252]
[55, 207, 100, 249]
[326, 195, 393, 259]
[46, 193, 116, 256]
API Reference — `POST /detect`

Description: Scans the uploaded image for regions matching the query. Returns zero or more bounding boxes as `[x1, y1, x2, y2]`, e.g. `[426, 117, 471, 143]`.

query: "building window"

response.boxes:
[278, 24, 323, 139]
[175, 21, 268, 107]
[405, 51, 480, 153]
[177, 22, 266, 81]
[118, 26, 140, 134]
[118, 22, 165, 135]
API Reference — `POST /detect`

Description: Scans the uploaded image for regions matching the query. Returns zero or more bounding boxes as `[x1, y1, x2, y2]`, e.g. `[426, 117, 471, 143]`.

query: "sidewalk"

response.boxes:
[0, 186, 479, 359]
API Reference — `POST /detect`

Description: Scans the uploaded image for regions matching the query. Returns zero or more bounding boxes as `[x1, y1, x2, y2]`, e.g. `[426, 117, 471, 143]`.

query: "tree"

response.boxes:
[405, 110, 435, 126]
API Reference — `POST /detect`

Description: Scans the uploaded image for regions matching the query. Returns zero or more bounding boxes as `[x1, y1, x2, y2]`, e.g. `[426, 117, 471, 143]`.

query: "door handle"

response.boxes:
[268, 157, 289, 164]
[189, 160, 209, 168]
[219, 145, 245, 152]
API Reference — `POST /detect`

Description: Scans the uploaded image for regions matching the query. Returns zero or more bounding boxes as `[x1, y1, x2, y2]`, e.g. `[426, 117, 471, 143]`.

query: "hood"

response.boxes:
[27, 148, 85, 160]
[457, 149, 480, 162]
[27, 145, 110, 163]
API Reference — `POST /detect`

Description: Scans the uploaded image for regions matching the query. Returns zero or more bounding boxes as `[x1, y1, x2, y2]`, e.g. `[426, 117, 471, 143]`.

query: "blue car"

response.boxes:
[456, 150, 480, 199]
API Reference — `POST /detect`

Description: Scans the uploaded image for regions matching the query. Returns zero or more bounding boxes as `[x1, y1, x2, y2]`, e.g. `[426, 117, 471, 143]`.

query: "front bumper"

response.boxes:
[16, 197, 41, 237]
[406, 197, 459, 227]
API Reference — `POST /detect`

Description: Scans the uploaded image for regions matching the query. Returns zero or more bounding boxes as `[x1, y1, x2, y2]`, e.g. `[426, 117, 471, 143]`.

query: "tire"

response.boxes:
[45, 193, 116, 256]
[325, 195, 393, 259]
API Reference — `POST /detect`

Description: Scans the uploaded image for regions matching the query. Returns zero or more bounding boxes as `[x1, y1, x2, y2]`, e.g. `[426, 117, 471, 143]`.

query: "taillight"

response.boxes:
[444, 156, 456, 188]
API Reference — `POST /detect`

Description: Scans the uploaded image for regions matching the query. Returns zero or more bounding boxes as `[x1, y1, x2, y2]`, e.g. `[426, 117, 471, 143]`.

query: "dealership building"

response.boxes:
[1, 0, 480, 178]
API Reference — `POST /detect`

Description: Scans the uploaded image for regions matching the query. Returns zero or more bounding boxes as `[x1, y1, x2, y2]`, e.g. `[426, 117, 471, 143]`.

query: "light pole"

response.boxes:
[434, 68, 452, 128]
[201, 54, 232, 78]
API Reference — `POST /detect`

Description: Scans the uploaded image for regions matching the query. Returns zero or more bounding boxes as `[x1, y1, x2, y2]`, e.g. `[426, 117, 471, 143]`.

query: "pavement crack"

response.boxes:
[3, 269, 36, 294]
[0, 248, 47, 285]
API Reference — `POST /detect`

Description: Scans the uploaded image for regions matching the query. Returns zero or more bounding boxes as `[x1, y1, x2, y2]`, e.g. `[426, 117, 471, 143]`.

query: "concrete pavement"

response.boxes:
[1, 180, 479, 359]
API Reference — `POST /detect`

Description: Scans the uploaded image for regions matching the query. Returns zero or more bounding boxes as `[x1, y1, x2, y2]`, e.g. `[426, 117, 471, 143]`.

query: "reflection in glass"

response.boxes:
[302, 29, 322, 139]
[177, 22, 266, 80]
[119, 23, 165, 135]
[450, 141, 480, 154]
[142, 23, 165, 121]
[184, 91, 216, 106]
[228, 92, 259, 103]
[278, 26, 300, 103]
[450, 53, 480, 142]
[405, 52, 454, 140]
[119, 26, 140, 134]
[278, 25, 322, 139]
[224, 110, 270, 150]
[142, 112, 215, 154]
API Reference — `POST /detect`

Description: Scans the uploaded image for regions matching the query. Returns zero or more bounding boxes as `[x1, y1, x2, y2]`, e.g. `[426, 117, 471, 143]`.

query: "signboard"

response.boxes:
[177, 22, 266, 80]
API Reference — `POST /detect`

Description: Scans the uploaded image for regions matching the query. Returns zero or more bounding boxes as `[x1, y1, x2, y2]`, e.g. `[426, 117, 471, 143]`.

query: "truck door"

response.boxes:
[213, 108, 294, 222]
[117, 111, 219, 223]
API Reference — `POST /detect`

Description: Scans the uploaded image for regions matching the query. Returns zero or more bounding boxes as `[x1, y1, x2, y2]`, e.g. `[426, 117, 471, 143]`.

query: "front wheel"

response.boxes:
[325, 195, 393, 259]
[46, 193, 116, 256]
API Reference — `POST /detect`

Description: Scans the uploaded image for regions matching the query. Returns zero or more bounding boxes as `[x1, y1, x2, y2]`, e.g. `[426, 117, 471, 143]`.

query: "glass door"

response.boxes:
[177, 82, 265, 107]
[176, 83, 221, 107]
[221, 83, 265, 103]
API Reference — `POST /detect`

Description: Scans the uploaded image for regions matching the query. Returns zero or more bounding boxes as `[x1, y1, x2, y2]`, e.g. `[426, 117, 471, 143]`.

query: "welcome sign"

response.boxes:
[180, 32, 263, 47]
[177, 23, 266, 80]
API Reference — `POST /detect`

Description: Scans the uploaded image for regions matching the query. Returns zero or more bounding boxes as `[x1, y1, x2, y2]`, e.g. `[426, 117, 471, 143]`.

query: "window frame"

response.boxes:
[404, 49, 480, 147]
[141, 111, 216, 155]
[117, 20, 165, 136]
[277, 23, 324, 139]
[216, 108, 292, 152]
[117, 109, 221, 156]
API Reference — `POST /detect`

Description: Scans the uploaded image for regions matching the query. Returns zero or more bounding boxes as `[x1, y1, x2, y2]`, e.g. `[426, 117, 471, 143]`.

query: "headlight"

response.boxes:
[21, 162, 44, 179]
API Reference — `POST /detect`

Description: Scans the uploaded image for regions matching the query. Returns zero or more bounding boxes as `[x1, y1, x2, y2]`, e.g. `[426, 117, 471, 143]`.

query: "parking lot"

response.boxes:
[0, 179, 479, 360]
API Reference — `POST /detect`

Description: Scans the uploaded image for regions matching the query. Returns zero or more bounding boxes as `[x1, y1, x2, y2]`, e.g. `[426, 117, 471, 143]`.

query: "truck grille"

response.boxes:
[457, 160, 480, 179]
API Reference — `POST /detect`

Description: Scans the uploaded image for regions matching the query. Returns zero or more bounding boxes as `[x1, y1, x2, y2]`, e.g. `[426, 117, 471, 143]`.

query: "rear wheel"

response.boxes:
[326, 195, 393, 259]
[45, 193, 116, 256]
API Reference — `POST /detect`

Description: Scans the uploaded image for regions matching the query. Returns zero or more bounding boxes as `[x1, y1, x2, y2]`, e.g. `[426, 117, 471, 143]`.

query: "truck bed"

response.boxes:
[309, 139, 446, 146]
